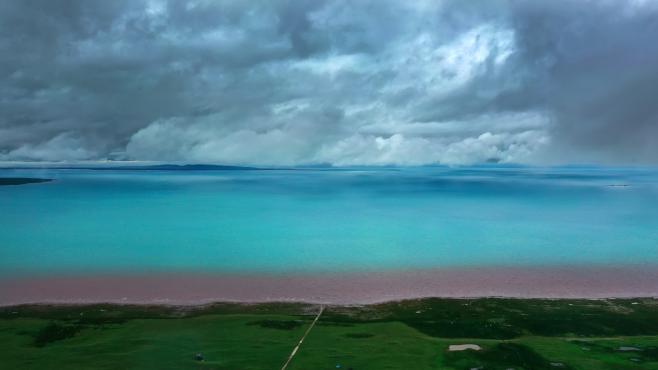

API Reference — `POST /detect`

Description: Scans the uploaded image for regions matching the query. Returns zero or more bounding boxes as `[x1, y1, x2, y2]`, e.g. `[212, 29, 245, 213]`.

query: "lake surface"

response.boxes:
[1, 166, 657, 276]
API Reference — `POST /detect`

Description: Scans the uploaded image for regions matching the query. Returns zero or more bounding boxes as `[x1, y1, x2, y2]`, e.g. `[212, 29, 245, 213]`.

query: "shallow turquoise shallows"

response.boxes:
[1, 166, 657, 275]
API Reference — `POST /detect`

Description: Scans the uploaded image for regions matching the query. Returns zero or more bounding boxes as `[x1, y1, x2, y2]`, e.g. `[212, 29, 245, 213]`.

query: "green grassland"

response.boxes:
[2, 299, 658, 369]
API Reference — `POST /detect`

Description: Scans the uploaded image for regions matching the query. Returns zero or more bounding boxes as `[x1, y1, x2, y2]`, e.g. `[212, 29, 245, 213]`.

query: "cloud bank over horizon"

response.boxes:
[1, 0, 658, 166]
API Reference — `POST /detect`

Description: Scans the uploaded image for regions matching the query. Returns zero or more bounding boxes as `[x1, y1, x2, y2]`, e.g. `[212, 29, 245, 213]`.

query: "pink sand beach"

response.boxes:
[2, 265, 658, 306]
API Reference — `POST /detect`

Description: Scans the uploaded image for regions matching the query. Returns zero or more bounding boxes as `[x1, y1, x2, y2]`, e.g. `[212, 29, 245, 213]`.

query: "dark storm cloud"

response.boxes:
[1, 0, 657, 165]
[510, 0, 658, 164]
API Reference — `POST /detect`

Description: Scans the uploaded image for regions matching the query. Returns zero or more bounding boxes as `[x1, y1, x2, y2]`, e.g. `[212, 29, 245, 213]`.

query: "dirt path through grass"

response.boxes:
[280, 305, 324, 370]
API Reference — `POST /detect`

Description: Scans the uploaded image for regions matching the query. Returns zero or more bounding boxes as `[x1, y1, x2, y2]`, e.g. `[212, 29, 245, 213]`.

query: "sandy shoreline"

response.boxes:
[2, 265, 658, 306]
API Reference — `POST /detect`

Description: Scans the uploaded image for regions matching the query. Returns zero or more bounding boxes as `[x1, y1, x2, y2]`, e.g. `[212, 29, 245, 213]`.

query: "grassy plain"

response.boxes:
[2, 299, 658, 369]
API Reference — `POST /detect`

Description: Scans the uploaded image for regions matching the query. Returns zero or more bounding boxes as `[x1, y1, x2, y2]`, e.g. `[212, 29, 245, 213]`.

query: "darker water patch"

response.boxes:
[0, 177, 52, 186]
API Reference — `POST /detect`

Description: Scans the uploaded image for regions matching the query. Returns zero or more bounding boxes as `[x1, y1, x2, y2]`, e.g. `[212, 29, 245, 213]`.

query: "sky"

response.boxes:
[1, 0, 658, 166]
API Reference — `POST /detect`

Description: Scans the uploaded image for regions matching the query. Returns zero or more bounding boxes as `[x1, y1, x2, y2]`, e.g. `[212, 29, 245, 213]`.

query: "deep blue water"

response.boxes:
[1, 166, 657, 275]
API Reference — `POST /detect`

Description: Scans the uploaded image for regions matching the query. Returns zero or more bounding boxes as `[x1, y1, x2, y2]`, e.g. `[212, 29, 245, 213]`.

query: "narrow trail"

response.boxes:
[280, 305, 324, 370]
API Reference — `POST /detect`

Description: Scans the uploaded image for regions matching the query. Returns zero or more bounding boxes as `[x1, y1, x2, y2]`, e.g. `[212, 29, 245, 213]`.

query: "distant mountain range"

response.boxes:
[86, 164, 262, 171]
[0, 164, 262, 171]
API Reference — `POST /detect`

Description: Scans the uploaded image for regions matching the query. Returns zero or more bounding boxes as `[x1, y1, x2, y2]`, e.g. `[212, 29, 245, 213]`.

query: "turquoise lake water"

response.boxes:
[1, 166, 657, 275]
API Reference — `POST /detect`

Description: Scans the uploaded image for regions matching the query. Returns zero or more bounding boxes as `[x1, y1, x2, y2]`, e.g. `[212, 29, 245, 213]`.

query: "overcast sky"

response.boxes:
[1, 0, 657, 166]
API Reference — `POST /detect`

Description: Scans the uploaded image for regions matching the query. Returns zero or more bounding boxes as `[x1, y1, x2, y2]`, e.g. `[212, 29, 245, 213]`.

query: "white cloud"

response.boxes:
[126, 117, 318, 166]
[314, 130, 548, 166]
[1, 134, 97, 162]
[2, 0, 657, 165]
